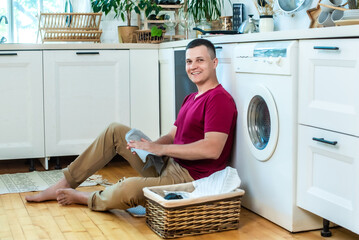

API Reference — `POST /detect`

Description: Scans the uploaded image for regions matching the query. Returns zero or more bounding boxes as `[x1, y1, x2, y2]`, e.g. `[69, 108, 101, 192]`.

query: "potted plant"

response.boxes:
[183, 0, 231, 30]
[91, 0, 162, 43]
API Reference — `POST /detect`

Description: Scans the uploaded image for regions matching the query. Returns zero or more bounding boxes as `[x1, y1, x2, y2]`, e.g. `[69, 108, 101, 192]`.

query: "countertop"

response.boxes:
[1, 25, 359, 50]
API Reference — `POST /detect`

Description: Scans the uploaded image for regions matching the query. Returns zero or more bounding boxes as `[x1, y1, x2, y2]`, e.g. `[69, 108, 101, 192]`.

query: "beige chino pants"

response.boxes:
[62, 123, 194, 211]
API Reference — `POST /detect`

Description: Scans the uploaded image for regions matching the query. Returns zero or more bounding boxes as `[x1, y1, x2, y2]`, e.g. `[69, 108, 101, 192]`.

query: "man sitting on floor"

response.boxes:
[25, 38, 237, 211]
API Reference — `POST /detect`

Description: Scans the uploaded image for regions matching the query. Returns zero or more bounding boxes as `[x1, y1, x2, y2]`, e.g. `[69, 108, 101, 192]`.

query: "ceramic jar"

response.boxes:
[259, 15, 274, 32]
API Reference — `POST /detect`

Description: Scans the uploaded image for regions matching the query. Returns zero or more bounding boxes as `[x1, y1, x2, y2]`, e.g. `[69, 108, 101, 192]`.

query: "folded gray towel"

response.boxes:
[125, 128, 165, 174]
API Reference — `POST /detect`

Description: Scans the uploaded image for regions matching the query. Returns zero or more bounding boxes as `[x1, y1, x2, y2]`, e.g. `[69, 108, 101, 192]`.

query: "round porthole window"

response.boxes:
[244, 84, 279, 161]
[247, 95, 271, 150]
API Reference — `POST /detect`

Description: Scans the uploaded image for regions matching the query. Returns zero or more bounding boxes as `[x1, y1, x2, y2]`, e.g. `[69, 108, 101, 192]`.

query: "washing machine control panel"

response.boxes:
[233, 41, 298, 75]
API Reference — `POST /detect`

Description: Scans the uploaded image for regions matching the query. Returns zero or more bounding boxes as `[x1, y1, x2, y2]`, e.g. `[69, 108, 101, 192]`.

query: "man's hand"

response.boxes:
[127, 138, 164, 156]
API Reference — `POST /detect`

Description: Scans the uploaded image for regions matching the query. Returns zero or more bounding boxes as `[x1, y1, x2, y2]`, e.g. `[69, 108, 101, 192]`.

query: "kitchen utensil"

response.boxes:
[192, 27, 239, 35]
[331, 9, 344, 21]
[307, 0, 322, 28]
[238, 15, 257, 33]
[317, 11, 335, 26]
[277, 0, 313, 13]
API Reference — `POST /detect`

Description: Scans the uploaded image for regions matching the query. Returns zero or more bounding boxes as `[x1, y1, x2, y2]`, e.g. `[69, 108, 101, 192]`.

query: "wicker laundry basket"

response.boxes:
[143, 183, 245, 239]
[38, 13, 102, 43]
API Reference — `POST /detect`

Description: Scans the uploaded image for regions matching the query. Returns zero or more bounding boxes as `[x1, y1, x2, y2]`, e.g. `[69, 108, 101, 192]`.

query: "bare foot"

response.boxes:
[25, 178, 71, 202]
[56, 188, 91, 206]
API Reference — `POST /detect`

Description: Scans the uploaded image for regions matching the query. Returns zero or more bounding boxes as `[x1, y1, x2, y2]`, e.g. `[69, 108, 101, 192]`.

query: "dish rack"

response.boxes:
[135, 30, 166, 43]
[38, 13, 102, 43]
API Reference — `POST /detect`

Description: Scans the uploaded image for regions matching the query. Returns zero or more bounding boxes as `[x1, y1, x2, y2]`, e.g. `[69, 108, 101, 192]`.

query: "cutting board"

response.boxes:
[307, 0, 323, 28]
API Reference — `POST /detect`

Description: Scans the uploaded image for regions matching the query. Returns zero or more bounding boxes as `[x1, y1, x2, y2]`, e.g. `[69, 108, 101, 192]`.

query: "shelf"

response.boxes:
[163, 34, 185, 39]
[138, 1, 185, 36]
[158, 4, 183, 9]
[147, 20, 166, 24]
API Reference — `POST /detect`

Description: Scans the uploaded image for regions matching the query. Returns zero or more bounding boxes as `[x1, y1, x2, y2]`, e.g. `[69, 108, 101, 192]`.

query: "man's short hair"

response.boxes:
[186, 38, 216, 59]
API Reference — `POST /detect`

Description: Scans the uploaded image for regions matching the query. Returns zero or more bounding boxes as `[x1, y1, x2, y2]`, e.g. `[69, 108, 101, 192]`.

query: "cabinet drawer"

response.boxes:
[297, 125, 359, 234]
[298, 39, 359, 136]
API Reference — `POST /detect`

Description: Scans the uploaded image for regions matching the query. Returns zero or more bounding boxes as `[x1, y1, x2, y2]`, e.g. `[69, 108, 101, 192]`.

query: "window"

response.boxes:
[0, 0, 64, 43]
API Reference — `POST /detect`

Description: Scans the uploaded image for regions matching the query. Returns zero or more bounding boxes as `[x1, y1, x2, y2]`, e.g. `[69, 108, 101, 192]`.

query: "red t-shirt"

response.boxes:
[173, 84, 237, 180]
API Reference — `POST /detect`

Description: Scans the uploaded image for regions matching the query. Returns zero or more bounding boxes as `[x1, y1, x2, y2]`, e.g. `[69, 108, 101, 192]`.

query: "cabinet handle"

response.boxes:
[76, 52, 100, 55]
[312, 137, 338, 145]
[215, 46, 223, 49]
[313, 46, 339, 51]
[0, 53, 18, 56]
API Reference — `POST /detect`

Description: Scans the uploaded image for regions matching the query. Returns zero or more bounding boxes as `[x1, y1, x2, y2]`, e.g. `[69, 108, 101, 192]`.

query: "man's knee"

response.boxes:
[107, 122, 130, 136]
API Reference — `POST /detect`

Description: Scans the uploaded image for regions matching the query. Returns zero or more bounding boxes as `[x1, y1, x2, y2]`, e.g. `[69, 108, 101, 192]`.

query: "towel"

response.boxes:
[125, 128, 165, 174]
[164, 167, 241, 199]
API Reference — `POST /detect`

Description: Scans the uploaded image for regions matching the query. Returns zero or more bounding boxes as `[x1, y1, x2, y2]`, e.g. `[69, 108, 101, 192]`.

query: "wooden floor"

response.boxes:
[0, 157, 358, 240]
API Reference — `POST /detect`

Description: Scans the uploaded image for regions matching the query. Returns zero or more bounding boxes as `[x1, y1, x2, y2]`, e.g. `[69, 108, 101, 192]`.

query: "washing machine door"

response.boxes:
[244, 84, 279, 161]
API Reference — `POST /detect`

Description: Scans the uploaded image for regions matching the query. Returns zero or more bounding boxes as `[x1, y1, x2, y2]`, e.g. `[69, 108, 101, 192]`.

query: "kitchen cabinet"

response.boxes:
[298, 39, 359, 136]
[43, 50, 130, 157]
[159, 48, 175, 135]
[297, 39, 359, 235]
[0, 51, 45, 160]
[129, 49, 159, 140]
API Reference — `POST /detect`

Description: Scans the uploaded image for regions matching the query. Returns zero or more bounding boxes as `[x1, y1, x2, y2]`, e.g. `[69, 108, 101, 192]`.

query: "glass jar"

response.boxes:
[196, 19, 211, 37]
[259, 15, 274, 32]
[220, 16, 233, 30]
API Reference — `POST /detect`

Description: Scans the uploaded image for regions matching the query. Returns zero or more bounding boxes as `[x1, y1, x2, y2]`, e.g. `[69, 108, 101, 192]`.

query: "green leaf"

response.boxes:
[145, 7, 151, 17]
[134, 6, 140, 15]
[151, 26, 162, 37]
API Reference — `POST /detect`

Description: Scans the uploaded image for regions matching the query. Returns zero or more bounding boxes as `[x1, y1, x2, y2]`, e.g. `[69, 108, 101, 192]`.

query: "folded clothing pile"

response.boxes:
[164, 166, 241, 199]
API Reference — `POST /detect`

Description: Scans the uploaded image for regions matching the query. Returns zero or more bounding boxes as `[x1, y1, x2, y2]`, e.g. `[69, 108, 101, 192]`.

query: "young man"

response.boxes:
[25, 38, 237, 211]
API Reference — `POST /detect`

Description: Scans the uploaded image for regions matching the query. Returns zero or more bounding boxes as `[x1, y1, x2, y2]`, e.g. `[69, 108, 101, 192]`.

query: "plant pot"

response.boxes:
[118, 26, 139, 43]
[259, 15, 274, 32]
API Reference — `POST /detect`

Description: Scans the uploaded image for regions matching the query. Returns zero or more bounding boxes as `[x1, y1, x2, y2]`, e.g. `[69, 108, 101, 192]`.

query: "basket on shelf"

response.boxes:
[38, 13, 102, 43]
[135, 30, 165, 43]
[143, 183, 245, 239]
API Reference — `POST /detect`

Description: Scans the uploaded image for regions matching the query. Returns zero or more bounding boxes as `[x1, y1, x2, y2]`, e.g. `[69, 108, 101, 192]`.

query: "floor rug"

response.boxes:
[0, 170, 102, 194]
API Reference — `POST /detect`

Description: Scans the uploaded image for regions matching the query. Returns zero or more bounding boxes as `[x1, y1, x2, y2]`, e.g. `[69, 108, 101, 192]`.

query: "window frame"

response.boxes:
[5, 0, 62, 43]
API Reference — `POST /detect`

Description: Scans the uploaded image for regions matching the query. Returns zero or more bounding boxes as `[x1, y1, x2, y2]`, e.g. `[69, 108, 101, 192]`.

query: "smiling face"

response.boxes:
[185, 45, 218, 87]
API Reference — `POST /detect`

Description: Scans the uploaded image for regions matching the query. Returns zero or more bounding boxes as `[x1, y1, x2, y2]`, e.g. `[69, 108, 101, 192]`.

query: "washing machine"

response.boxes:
[232, 41, 322, 232]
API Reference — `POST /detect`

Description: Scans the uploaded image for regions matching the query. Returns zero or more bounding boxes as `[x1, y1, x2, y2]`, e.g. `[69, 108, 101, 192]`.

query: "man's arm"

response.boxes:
[153, 126, 176, 145]
[128, 131, 228, 161]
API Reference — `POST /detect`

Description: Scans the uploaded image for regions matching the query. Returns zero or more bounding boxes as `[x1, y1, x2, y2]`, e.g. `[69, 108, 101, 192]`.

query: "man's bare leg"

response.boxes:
[25, 177, 71, 202]
[56, 188, 91, 206]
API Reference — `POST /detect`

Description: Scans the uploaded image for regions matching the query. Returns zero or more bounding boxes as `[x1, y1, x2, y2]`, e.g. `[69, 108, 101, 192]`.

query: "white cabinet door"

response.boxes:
[43, 50, 130, 157]
[159, 48, 175, 136]
[298, 39, 359, 136]
[0, 51, 44, 159]
[129, 49, 159, 140]
[297, 125, 359, 234]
